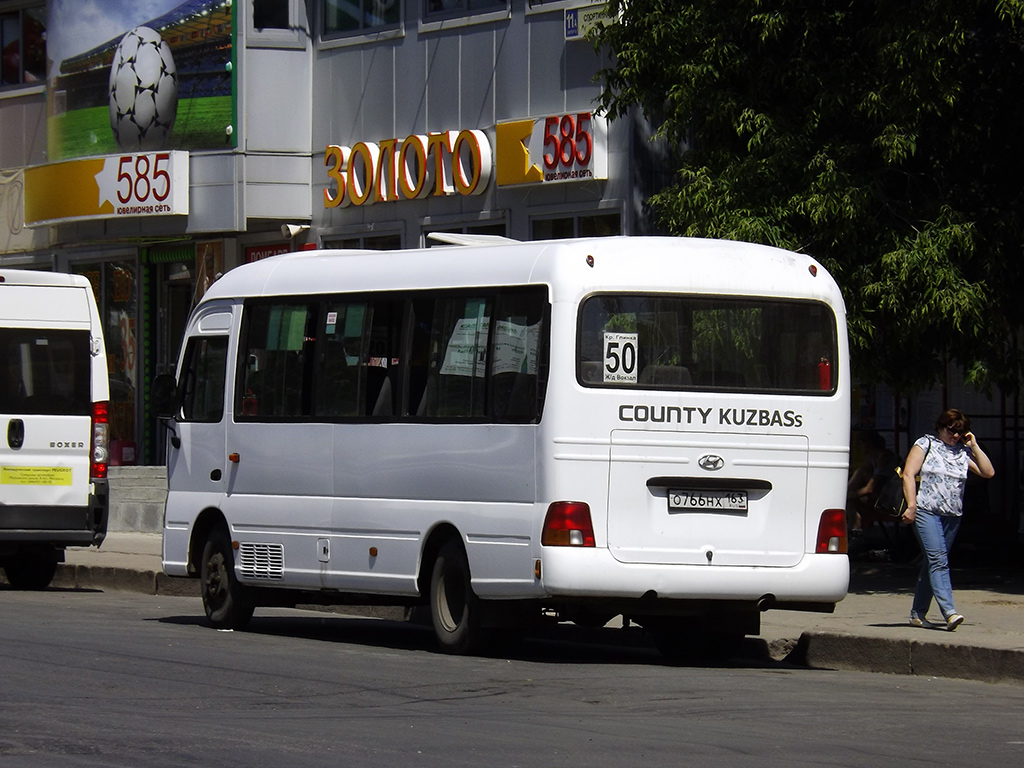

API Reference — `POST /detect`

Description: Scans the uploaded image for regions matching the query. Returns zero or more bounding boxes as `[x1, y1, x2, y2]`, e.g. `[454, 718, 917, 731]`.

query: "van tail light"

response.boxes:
[815, 509, 847, 553]
[541, 501, 595, 547]
[91, 401, 110, 480]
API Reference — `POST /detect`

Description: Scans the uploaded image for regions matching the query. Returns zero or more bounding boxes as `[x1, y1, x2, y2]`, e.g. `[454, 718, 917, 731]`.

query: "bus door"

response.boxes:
[222, 300, 332, 588]
[166, 308, 232, 523]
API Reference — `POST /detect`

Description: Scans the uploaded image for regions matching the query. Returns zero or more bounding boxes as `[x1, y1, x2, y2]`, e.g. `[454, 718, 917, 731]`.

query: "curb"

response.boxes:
[52, 563, 199, 597]
[789, 631, 1024, 686]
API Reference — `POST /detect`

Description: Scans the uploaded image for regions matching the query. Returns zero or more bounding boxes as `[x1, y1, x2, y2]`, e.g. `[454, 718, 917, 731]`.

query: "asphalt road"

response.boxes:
[2, 589, 1023, 768]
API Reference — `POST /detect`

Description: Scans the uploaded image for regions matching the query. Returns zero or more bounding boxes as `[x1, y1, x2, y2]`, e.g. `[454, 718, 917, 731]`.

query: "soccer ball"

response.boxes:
[108, 26, 178, 151]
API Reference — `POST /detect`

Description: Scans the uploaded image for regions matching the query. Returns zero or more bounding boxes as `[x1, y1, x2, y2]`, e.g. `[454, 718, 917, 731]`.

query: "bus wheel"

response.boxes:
[429, 540, 487, 655]
[2, 548, 58, 590]
[200, 527, 255, 630]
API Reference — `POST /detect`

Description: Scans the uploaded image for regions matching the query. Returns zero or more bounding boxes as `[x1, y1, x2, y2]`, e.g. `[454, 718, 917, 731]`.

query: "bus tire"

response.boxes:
[429, 539, 487, 655]
[2, 549, 58, 590]
[200, 527, 255, 630]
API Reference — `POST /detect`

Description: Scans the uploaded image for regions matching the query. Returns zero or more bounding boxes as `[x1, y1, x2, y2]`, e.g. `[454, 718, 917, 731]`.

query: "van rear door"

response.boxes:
[1, 282, 99, 527]
[1, 326, 95, 512]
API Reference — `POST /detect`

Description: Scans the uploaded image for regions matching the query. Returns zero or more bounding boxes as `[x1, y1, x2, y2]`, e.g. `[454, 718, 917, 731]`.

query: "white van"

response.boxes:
[158, 236, 850, 656]
[0, 269, 110, 589]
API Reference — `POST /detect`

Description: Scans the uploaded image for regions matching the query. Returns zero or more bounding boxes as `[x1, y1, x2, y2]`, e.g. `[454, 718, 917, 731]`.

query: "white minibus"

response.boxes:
[1, 269, 110, 589]
[158, 236, 850, 655]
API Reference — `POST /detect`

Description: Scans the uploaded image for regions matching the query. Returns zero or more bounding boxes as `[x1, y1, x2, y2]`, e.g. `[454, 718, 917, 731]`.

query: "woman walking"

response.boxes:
[901, 409, 995, 631]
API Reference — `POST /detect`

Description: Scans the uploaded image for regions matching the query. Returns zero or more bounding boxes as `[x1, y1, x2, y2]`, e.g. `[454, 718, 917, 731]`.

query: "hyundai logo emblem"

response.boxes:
[698, 454, 724, 471]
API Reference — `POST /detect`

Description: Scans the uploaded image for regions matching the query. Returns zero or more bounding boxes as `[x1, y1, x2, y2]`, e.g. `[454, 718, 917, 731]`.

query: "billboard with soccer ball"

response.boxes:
[46, 0, 236, 161]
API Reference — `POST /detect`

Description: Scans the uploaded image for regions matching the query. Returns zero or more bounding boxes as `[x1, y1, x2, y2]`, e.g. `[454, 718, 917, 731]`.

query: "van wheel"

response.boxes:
[429, 540, 488, 655]
[200, 527, 255, 630]
[3, 549, 58, 590]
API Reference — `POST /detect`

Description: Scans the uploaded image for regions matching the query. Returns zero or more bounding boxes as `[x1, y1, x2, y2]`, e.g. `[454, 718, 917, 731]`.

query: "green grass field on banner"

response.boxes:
[53, 96, 236, 159]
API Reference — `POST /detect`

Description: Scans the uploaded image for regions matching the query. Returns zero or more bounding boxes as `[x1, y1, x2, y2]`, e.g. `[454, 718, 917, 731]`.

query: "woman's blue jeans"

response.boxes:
[911, 509, 962, 620]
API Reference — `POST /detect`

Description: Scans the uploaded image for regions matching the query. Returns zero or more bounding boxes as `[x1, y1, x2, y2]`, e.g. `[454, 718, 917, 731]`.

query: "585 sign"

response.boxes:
[115, 154, 173, 207]
[24, 150, 189, 226]
[495, 112, 607, 187]
[94, 151, 189, 219]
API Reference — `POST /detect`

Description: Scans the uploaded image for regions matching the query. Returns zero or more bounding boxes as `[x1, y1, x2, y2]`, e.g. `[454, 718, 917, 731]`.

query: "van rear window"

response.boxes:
[0, 329, 91, 415]
[578, 294, 838, 394]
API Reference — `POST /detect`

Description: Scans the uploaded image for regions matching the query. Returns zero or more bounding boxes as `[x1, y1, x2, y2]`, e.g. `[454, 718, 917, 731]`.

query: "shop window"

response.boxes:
[424, 0, 505, 20]
[248, 0, 303, 46]
[253, 0, 290, 29]
[324, 0, 400, 36]
[532, 211, 621, 241]
[327, 234, 402, 251]
[73, 260, 138, 448]
[250, 0, 305, 46]
[1, 6, 45, 87]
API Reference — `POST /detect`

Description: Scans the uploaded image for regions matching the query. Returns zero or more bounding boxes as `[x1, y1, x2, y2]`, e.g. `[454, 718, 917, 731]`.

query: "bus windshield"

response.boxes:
[578, 294, 838, 394]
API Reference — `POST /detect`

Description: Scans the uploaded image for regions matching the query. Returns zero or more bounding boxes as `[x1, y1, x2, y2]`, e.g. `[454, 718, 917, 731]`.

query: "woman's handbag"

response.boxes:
[873, 439, 932, 519]
[874, 468, 909, 518]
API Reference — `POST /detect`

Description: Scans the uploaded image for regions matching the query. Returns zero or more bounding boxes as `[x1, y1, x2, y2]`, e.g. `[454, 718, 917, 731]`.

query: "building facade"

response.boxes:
[1, 0, 665, 464]
[2, 0, 1019, 548]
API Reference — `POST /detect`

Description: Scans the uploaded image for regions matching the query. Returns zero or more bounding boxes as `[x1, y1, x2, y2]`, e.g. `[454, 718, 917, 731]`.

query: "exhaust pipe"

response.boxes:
[757, 595, 776, 612]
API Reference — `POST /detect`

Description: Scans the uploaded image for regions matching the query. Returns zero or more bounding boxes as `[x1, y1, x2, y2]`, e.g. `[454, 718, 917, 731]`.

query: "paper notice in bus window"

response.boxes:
[1, 466, 73, 486]
[441, 317, 488, 377]
[603, 332, 638, 383]
[492, 320, 540, 376]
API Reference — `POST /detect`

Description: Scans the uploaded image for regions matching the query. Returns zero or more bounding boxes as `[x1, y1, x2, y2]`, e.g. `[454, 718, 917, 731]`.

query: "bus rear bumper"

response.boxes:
[538, 548, 849, 609]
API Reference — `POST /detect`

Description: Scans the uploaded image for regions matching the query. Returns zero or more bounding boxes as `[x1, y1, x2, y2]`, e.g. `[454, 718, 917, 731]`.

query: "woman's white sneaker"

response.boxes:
[945, 613, 965, 631]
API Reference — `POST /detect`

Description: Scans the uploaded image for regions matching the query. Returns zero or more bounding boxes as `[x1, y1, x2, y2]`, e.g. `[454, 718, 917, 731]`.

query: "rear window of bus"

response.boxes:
[577, 294, 838, 394]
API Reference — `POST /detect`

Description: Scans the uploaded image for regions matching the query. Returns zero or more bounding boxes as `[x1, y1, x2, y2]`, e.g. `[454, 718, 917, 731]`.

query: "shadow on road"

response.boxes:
[152, 610, 802, 671]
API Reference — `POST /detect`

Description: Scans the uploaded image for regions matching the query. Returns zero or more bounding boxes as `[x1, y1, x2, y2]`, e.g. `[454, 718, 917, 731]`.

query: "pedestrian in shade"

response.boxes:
[901, 409, 995, 631]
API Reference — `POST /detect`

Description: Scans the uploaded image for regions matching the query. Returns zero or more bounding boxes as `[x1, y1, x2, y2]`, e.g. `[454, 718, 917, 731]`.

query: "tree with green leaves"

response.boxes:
[592, 0, 1024, 393]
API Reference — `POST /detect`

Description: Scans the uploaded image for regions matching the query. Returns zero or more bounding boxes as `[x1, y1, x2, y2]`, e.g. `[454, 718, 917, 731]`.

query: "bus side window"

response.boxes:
[240, 303, 315, 419]
[417, 296, 489, 418]
[407, 304, 432, 416]
[489, 289, 545, 422]
[365, 300, 403, 417]
[318, 302, 368, 417]
[181, 336, 228, 423]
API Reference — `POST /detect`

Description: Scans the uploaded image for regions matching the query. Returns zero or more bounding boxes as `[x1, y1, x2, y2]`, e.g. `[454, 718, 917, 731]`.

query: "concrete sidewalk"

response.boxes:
[12, 531, 1024, 685]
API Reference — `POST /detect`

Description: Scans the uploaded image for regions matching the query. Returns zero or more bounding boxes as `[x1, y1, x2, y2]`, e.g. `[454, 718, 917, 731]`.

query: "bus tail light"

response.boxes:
[91, 401, 110, 480]
[815, 509, 847, 553]
[541, 501, 595, 547]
